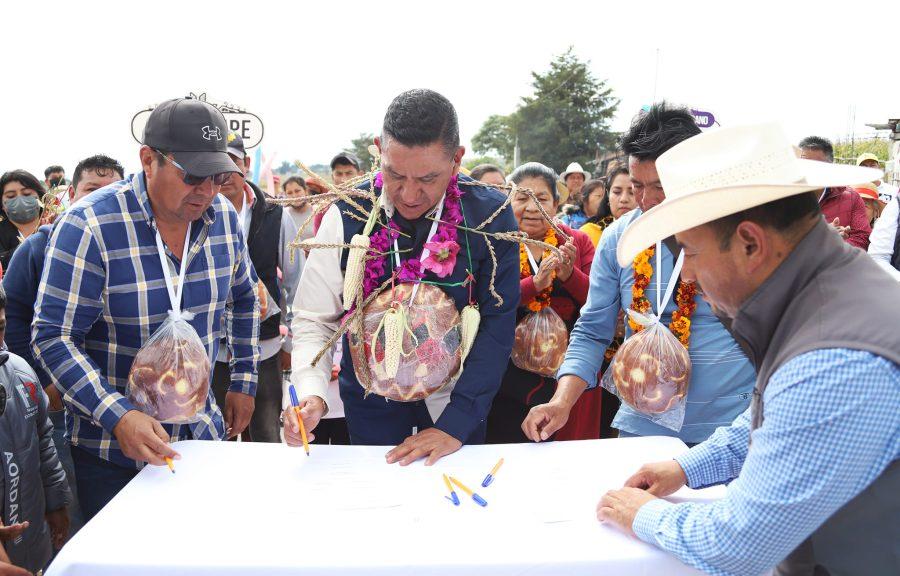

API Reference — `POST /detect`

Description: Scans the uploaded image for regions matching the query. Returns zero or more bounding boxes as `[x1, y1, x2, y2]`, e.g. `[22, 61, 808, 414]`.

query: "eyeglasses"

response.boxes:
[154, 149, 233, 187]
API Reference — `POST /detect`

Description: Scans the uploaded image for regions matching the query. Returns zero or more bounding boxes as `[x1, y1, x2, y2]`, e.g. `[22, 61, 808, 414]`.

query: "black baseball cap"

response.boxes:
[143, 98, 241, 177]
[330, 151, 362, 171]
[226, 131, 247, 160]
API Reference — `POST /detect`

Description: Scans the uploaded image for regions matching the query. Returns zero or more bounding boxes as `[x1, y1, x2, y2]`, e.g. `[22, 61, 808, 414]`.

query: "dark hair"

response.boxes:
[620, 102, 701, 162]
[582, 178, 612, 223]
[0, 169, 45, 219]
[0, 284, 5, 310]
[72, 155, 124, 192]
[798, 136, 834, 163]
[44, 165, 64, 179]
[509, 162, 559, 201]
[469, 164, 505, 182]
[706, 192, 821, 250]
[382, 89, 460, 155]
[606, 163, 630, 186]
[282, 176, 307, 191]
[331, 159, 358, 170]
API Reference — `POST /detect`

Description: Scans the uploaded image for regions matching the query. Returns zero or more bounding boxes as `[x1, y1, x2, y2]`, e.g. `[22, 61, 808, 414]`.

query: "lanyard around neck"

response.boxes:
[154, 224, 192, 314]
[655, 241, 685, 316]
[238, 190, 252, 238]
[525, 242, 543, 276]
[391, 194, 446, 305]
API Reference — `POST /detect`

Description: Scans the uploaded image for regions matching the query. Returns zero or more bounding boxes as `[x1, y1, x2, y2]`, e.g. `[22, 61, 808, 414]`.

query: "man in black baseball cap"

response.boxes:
[33, 96, 260, 521]
[136, 98, 244, 229]
[330, 151, 363, 186]
[143, 97, 241, 179]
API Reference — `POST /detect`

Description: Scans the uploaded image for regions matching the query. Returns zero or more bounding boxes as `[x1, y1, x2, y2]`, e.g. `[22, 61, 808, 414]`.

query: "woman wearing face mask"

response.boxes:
[486, 162, 601, 443]
[0, 170, 46, 270]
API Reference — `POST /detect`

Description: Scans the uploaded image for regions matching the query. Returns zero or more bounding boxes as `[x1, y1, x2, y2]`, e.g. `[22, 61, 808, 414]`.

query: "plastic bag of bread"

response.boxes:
[347, 283, 462, 402]
[257, 279, 269, 319]
[600, 309, 690, 431]
[510, 307, 569, 377]
[126, 310, 211, 424]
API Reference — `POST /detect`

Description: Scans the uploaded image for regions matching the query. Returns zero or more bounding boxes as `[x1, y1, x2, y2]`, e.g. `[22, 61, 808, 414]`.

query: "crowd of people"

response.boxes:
[0, 90, 897, 576]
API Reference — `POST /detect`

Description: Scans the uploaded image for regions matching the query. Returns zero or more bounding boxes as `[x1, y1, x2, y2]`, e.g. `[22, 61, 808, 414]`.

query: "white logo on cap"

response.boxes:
[202, 126, 222, 141]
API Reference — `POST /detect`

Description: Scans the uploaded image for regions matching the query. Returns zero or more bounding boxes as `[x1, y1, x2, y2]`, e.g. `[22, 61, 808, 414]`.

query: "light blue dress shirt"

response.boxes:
[558, 209, 756, 443]
[633, 349, 900, 576]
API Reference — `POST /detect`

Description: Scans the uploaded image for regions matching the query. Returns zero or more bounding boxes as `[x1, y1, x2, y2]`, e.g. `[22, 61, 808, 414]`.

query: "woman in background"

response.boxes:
[1, 170, 46, 270]
[579, 178, 614, 246]
[487, 162, 597, 443]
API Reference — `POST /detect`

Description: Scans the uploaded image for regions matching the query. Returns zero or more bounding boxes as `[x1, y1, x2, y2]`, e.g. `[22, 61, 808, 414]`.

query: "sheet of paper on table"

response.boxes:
[48, 436, 725, 576]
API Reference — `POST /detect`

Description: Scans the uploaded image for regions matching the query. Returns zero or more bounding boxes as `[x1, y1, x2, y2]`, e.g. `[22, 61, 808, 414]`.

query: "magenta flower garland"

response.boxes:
[360, 173, 465, 300]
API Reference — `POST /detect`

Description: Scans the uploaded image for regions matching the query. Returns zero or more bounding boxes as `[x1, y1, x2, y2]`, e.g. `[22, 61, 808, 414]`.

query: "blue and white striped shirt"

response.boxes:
[633, 349, 900, 576]
[32, 173, 260, 469]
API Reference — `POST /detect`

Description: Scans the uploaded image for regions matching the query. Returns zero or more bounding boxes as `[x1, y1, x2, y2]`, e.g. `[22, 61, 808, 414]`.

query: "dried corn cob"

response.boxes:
[382, 306, 403, 378]
[459, 304, 480, 364]
[343, 234, 370, 310]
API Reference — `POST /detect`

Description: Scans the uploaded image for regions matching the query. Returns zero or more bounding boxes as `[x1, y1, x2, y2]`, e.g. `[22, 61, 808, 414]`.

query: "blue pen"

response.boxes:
[482, 457, 504, 488]
[449, 476, 488, 507]
[442, 474, 460, 506]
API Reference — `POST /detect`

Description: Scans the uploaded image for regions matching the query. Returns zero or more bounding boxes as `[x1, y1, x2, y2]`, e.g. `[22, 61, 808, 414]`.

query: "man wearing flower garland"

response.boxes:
[285, 89, 520, 464]
[523, 103, 756, 445]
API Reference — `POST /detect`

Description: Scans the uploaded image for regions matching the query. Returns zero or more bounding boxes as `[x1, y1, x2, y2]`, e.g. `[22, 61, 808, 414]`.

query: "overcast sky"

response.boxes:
[3, 0, 899, 178]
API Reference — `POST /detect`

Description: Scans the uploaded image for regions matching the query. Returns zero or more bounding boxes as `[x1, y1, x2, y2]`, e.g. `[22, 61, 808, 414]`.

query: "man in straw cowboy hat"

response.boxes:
[558, 161, 593, 229]
[596, 122, 899, 576]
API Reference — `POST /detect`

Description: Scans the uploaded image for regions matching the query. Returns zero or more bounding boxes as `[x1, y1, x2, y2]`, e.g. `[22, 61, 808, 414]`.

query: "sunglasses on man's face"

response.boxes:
[155, 150, 233, 187]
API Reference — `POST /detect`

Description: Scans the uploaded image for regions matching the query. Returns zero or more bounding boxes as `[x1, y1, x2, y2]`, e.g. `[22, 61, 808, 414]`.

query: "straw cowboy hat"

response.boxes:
[617, 123, 882, 266]
[560, 162, 591, 182]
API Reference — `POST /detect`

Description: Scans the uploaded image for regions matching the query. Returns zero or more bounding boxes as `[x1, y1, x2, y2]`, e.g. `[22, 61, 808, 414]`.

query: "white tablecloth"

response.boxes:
[48, 436, 724, 575]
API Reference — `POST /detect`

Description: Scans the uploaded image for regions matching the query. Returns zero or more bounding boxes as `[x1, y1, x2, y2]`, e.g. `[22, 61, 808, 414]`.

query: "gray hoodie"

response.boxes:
[0, 351, 71, 573]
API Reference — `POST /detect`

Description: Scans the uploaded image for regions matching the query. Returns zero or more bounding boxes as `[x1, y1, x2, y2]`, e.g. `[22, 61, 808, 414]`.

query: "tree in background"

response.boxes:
[463, 155, 510, 174]
[833, 137, 891, 166]
[274, 160, 296, 176]
[472, 115, 516, 164]
[348, 132, 377, 171]
[472, 47, 619, 173]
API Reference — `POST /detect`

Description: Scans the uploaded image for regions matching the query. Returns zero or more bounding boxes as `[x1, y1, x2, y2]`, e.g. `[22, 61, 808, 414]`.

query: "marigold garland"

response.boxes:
[628, 245, 698, 348]
[520, 227, 558, 312]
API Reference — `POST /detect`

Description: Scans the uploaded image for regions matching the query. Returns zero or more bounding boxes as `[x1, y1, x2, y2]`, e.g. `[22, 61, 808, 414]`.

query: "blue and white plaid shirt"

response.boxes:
[32, 172, 260, 469]
[633, 349, 900, 576]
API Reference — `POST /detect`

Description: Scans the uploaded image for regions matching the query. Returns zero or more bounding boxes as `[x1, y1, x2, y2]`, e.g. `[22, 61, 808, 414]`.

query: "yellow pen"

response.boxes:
[443, 473, 460, 506]
[288, 385, 310, 456]
[482, 457, 504, 487]
[165, 456, 175, 474]
[449, 476, 488, 507]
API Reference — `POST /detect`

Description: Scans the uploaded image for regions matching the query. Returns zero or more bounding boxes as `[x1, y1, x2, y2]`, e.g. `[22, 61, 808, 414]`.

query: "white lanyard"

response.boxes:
[391, 194, 445, 305]
[655, 241, 685, 316]
[238, 191, 252, 239]
[154, 224, 192, 315]
[525, 243, 541, 275]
